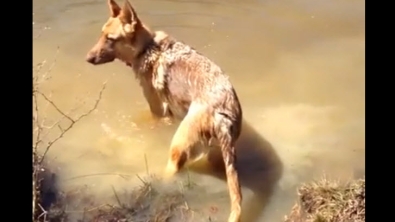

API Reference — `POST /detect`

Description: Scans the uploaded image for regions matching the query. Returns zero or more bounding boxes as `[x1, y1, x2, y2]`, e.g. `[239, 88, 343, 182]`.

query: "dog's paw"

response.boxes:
[162, 162, 177, 181]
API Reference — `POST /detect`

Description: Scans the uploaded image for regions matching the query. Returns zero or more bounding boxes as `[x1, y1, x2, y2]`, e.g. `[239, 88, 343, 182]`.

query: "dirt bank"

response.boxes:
[284, 177, 365, 222]
[33, 158, 200, 222]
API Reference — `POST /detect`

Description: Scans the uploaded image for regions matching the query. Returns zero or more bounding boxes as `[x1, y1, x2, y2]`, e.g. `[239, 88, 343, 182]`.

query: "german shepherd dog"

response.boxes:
[86, 0, 243, 221]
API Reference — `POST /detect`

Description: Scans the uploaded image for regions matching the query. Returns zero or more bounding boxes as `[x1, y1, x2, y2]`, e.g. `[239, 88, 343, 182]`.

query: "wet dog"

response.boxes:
[86, 1, 243, 221]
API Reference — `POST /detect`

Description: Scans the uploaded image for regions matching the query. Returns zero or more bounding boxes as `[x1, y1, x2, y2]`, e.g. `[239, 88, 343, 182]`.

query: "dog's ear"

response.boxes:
[108, 0, 121, 17]
[119, 0, 140, 25]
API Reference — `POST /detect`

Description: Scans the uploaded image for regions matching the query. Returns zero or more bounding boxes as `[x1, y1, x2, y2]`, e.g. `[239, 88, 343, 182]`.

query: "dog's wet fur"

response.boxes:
[86, 0, 245, 221]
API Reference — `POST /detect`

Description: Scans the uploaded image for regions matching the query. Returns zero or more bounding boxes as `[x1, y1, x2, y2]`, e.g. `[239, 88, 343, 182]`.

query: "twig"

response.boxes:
[136, 174, 147, 185]
[187, 168, 192, 188]
[33, 93, 42, 150]
[34, 29, 44, 39]
[63, 172, 132, 181]
[65, 204, 111, 213]
[33, 47, 59, 86]
[38, 83, 107, 164]
[41, 47, 58, 82]
[33, 48, 59, 150]
[184, 200, 190, 210]
[33, 60, 47, 78]
[144, 153, 150, 175]
[37, 203, 48, 221]
[111, 185, 123, 208]
[39, 99, 88, 142]
[33, 165, 38, 221]
[36, 91, 74, 123]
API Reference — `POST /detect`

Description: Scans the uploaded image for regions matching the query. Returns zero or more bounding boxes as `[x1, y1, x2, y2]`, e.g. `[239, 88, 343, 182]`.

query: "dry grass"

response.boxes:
[284, 177, 365, 222]
[87, 178, 192, 222]
[34, 171, 197, 222]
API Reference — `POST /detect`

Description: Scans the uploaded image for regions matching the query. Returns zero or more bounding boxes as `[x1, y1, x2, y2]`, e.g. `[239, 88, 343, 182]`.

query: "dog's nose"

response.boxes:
[86, 53, 96, 64]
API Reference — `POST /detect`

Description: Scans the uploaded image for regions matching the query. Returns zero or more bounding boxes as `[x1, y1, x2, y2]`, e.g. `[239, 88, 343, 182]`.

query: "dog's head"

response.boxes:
[86, 0, 145, 65]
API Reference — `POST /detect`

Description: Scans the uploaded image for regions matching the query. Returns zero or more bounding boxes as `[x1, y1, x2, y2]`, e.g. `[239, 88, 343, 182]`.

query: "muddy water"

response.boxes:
[33, 0, 365, 221]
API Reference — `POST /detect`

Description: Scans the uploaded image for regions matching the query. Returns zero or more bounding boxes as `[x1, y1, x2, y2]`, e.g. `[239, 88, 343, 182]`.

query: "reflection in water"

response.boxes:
[33, 0, 364, 221]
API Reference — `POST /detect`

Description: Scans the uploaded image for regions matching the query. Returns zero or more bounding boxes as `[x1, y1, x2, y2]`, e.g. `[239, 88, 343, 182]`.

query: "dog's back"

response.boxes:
[153, 35, 242, 127]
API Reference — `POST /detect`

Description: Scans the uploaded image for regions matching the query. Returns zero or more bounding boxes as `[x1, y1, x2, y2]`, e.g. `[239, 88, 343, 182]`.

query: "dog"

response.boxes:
[86, 1, 244, 221]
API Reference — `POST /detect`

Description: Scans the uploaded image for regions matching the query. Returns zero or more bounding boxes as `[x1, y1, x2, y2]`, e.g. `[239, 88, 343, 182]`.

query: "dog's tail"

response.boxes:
[215, 112, 243, 222]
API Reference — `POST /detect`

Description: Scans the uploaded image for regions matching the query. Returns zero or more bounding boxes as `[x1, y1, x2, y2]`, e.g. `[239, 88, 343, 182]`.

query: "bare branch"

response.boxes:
[33, 47, 59, 88]
[39, 82, 107, 164]
[36, 91, 75, 123]
[33, 93, 42, 150]
[40, 47, 59, 82]
[33, 49, 59, 149]
[39, 98, 88, 141]
[33, 45, 107, 221]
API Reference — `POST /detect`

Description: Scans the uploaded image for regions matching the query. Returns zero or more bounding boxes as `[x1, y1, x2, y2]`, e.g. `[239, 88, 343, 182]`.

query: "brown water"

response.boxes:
[33, 0, 365, 221]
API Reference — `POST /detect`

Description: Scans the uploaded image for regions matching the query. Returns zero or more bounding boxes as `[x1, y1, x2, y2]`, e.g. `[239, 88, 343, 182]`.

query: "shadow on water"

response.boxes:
[189, 120, 283, 221]
[91, 112, 283, 221]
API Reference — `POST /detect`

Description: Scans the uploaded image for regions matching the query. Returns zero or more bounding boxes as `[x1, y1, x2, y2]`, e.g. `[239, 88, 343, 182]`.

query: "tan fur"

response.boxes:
[86, 1, 244, 221]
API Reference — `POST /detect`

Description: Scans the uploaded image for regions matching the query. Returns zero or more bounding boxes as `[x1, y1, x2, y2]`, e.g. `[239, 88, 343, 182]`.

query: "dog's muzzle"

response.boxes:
[86, 52, 115, 65]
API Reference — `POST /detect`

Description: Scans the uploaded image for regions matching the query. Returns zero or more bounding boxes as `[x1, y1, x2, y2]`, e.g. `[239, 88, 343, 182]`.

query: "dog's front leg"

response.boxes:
[134, 78, 172, 127]
[140, 78, 167, 117]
